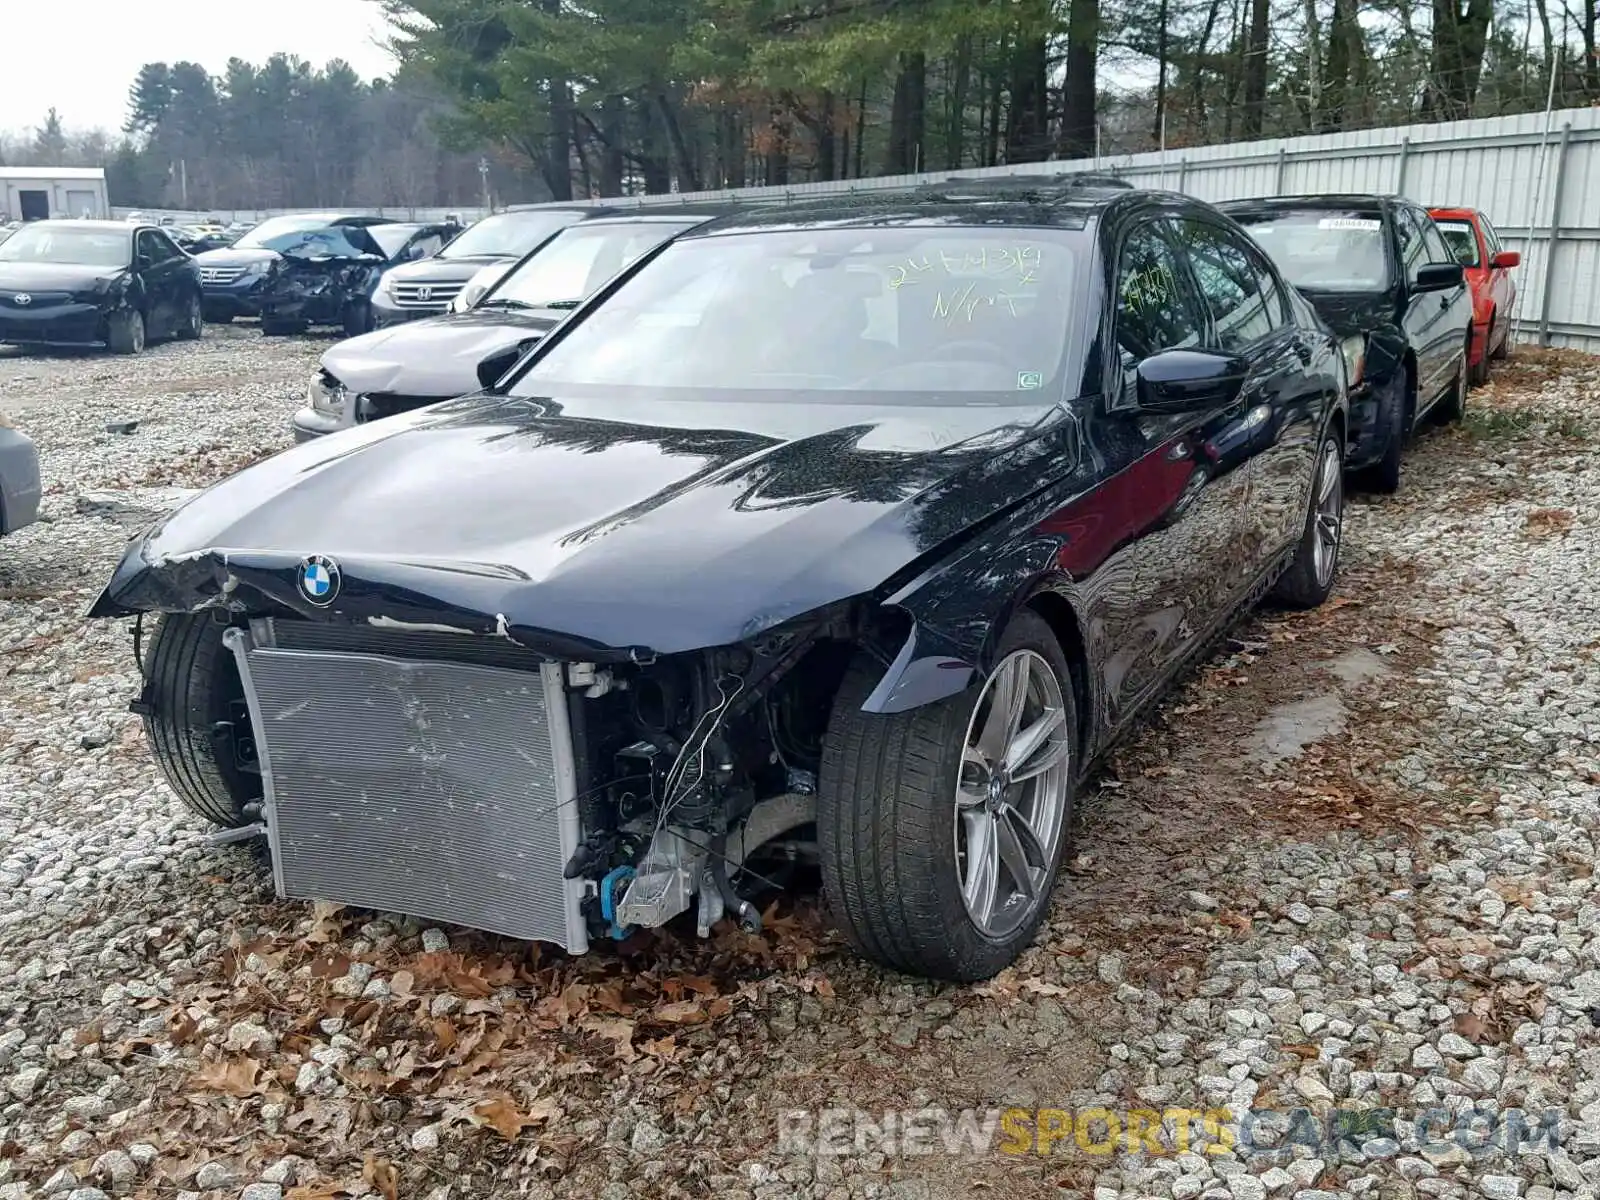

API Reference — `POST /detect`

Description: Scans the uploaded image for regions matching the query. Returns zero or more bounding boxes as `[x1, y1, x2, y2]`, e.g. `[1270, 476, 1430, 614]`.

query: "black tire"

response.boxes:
[260, 317, 302, 337]
[141, 613, 261, 829]
[202, 307, 235, 325]
[107, 309, 146, 355]
[1359, 374, 1406, 495]
[177, 291, 203, 340]
[1436, 343, 1469, 423]
[818, 609, 1077, 981]
[1271, 431, 1344, 609]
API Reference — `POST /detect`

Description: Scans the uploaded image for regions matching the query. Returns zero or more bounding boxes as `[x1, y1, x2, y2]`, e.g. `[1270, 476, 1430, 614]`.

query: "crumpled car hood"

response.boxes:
[88, 391, 1073, 658]
[321, 310, 561, 398]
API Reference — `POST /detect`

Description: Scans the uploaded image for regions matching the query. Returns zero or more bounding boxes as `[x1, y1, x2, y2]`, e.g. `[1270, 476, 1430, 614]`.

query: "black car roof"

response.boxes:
[574, 201, 770, 228]
[683, 182, 1164, 238]
[22, 220, 135, 233]
[1220, 193, 1395, 214]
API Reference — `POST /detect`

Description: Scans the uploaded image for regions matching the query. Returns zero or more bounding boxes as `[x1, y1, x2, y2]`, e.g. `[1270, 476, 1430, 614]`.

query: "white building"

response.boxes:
[0, 167, 109, 222]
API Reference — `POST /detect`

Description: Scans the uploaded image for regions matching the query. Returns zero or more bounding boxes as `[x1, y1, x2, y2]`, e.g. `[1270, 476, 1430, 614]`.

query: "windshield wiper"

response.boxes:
[479, 297, 540, 311]
[542, 299, 582, 310]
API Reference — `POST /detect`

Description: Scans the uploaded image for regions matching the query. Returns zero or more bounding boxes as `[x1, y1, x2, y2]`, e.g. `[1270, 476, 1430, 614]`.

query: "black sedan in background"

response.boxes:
[369, 205, 598, 326]
[95, 182, 1348, 981]
[0, 220, 202, 354]
[1221, 195, 1471, 492]
[294, 206, 739, 439]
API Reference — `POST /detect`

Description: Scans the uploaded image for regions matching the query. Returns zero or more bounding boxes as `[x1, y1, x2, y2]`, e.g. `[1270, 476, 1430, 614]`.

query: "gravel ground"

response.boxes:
[0, 331, 1596, 1200]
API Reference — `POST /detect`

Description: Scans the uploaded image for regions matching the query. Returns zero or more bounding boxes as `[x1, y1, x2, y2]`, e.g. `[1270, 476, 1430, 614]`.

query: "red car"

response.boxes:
[1428, 207, 1520, 384]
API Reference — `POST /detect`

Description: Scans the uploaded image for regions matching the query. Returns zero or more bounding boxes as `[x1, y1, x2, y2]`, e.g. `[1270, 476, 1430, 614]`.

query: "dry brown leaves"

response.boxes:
[125, 895, 837, 1188]
[1524, 507, 1574, 537]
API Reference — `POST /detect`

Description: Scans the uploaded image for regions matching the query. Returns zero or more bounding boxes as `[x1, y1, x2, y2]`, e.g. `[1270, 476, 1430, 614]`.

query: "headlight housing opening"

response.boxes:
[308, 371, 347, 418]
[1339, 335, 1365, 389]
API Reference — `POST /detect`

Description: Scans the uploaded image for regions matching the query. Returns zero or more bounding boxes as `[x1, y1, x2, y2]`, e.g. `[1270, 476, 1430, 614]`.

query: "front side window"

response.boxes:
[136, 230, 167, 265]
[1394, 207, 1429, 285]
[1170, 218, 1282, 351]
[1232, 208, 1392, 292]
[1480, 215, 1504, 257]
[511, 226, 1085, 400]
[0, 225, 131, 268]
[1115, 223, 1205, 361]
[1434, 218, 1480, 267]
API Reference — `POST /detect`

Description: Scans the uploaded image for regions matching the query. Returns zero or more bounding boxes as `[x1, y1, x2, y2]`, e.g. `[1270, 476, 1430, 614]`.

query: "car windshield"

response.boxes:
[233, 216, 348, 249]
[440, 211, 582, 259]
[0, 225, 130, 267]
[484, 220, 697, 310]
[511, 226, 1082, 400]
[1230, 209, 1391, 292]
[1434, 219, 1480, 267]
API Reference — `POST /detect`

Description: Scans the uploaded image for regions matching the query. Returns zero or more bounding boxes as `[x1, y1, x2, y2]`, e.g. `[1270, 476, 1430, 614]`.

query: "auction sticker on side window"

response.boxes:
[1319, 217, 1382, 230]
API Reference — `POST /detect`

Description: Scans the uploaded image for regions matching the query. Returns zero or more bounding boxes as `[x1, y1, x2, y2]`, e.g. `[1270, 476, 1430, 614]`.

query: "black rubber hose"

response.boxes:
[709, 830, 762, 934]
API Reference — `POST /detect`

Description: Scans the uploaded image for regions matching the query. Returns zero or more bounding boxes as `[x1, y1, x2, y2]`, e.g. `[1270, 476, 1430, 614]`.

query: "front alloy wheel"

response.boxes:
[956, 649, 1072, 939]
[1272, 432, 1344, 608]
[178, 292, 203, 340]
[819, 609, 1078, 980]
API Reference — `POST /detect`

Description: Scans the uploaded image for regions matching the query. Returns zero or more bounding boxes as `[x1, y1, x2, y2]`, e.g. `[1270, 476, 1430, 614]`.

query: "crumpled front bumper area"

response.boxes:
[226, 617, 591, 952]
[0, 299, 105, 347]
[262, 263, 380, 326]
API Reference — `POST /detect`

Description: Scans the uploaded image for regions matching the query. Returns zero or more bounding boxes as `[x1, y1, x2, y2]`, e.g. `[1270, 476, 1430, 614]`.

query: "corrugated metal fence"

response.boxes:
[120, 105, 1600, 349]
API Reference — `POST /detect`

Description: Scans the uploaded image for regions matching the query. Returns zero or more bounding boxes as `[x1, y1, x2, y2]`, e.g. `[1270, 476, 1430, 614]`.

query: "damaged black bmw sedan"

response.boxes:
[90, 184, 1348, 980]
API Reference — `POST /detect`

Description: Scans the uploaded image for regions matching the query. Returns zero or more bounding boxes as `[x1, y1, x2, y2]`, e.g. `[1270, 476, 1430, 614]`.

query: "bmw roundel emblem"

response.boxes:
[298, 554, 341, 606]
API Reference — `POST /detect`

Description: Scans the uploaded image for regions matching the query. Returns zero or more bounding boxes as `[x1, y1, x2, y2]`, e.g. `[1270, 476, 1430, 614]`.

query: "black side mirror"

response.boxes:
[1414, 262, 1465, 292]
[1135, 348, 1249, 412]
[475, 338, 541, 390]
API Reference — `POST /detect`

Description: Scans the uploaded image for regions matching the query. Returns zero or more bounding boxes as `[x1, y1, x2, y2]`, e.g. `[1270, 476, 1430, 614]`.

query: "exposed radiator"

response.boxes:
[223, 621, 589, 953]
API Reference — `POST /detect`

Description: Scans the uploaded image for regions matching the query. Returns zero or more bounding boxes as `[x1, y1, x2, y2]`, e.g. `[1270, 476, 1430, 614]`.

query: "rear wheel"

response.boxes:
[819, 610, 1076, 980]
[1435, 341, 1469, 423]
[107, 309, 146, 355]
[1272, 433, 1344, 609]
[1490, 311, 1510, 360]
[140, 613, 261, 829]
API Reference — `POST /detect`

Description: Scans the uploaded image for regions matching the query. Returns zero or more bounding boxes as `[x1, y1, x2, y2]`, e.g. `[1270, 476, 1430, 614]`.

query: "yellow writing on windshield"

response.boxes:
[891, 245, 1042, 290]
[933, 283, 1023, 323]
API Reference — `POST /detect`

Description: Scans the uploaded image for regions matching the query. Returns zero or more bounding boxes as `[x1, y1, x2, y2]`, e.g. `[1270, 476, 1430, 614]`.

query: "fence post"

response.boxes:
[1274, 146, 1288, 194]
[1394, 137, 1411, 197]
[1178, 156, 1189, 193]
[1537, 121, 1574, 347]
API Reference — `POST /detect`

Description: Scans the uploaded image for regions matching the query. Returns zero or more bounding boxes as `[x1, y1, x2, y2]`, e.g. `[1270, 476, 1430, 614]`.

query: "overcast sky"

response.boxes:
[0, 0, 399, 136]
